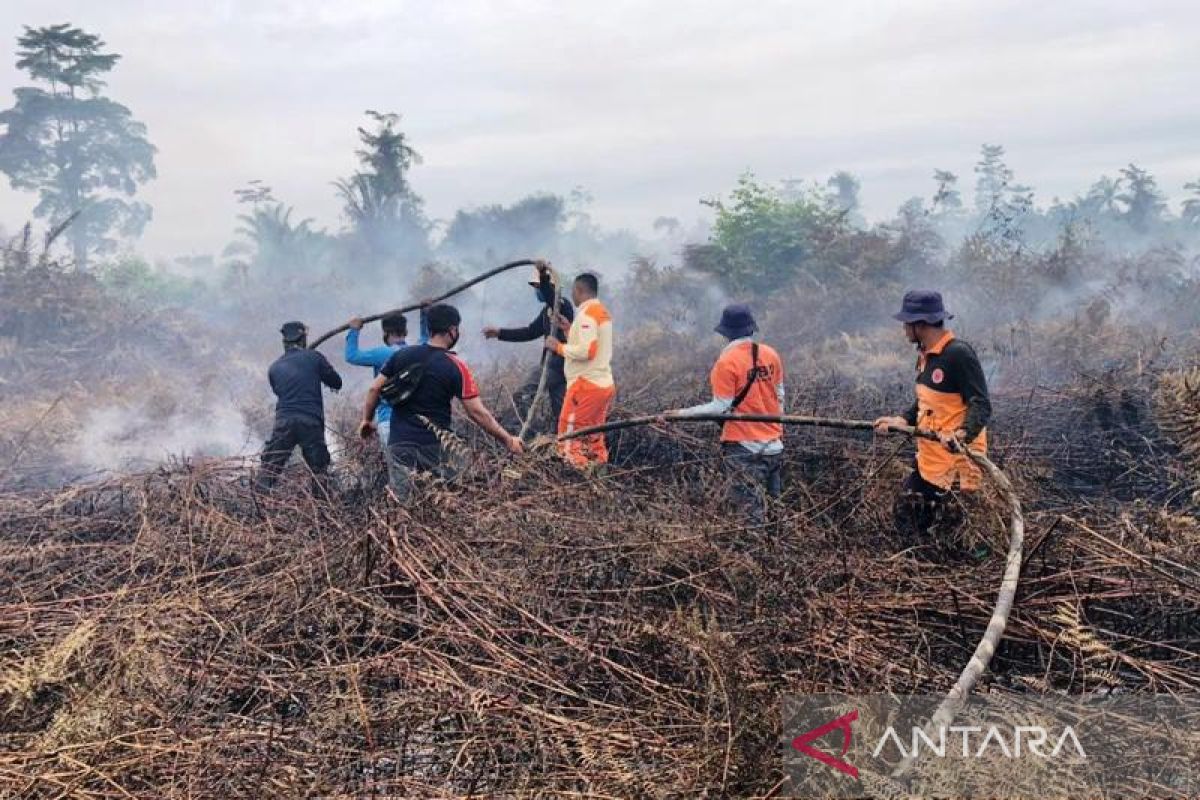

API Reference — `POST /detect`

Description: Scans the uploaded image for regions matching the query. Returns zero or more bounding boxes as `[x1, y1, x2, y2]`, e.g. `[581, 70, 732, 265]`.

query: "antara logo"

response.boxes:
[791, 709, 859, 779]
[791, 709, 1087, 781]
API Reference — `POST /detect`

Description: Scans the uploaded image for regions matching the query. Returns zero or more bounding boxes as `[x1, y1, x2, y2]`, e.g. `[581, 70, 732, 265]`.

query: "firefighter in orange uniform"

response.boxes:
[665, 304, 785, 526]
[545, 272, 615, 467]
[873, 290, 992, 539]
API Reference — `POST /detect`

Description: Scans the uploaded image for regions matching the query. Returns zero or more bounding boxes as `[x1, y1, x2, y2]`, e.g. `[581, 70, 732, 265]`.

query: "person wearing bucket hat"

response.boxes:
[481, 259, 574, 431]
[873, 290, 992, 543]
[256, 321, 343, 494]
[664, 303, 786, 527]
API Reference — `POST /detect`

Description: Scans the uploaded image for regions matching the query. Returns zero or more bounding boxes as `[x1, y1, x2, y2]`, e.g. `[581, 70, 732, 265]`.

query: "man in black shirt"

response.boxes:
[481, 261, 574, 431]
[256, 321, 343, 492]
[360, 304, 522, 500]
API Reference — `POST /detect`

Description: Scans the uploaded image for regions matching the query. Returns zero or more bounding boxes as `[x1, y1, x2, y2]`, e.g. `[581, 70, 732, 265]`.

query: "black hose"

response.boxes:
[308, 259, 536, 350]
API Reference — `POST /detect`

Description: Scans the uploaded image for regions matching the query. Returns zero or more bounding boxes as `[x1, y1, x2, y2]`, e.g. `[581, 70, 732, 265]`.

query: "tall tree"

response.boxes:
[1116, 163, 1166, 233]
[0, 24, 156, 268]
[973, 144, 1012, 214]
[334, 110, 429, 269]
[931, 169, 963, 216]
[686, 174, 848, 295]
[1182, 179, 1200, 227]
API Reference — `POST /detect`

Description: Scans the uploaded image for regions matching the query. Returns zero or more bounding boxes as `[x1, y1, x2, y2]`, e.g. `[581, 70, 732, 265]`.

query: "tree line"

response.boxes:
[2, 23, 1199, 306]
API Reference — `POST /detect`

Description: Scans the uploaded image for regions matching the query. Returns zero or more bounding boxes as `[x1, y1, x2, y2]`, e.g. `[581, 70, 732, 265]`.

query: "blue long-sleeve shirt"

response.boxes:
[345, 309, 429, 424]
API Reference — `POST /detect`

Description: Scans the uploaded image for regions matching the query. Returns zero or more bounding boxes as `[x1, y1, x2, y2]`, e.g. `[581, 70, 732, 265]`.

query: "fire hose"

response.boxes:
[517, 266, 562, 442]
[557, 413, 1024, 782]
[307, 258, 537, 350]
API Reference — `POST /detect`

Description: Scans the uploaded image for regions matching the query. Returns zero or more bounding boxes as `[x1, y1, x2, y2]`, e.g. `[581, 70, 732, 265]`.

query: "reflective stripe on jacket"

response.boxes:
[905, 331, 991, 490]
[552, 297, 614, 389]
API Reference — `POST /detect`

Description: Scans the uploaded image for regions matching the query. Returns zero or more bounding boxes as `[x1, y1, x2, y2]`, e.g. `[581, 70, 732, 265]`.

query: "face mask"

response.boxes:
[447, 326, 460, 350]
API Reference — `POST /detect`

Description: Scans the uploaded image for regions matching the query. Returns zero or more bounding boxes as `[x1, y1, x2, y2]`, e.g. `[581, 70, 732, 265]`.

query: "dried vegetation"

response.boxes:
[1, 235, 1199, 797]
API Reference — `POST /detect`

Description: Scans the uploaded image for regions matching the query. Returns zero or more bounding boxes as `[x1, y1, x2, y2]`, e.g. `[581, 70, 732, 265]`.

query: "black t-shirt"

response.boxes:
[903, 337, 992, 440]
[380, 344, 479, 447]
[268, 348, 342, 422]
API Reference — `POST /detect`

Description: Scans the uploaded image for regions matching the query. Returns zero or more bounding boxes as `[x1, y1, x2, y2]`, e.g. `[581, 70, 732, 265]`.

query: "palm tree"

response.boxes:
[228, 203, 322, 278]
[1084, 176, 1122, 218]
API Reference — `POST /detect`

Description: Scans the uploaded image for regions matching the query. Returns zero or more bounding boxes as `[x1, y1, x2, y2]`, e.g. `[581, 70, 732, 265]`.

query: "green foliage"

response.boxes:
[0, 24, 156, 268]
[97, 254, 208, 306]
[688, 174, 849, 295]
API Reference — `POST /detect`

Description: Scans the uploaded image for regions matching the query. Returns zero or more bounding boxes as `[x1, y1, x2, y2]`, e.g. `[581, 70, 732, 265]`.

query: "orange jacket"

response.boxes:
[905, 331, 991, 490]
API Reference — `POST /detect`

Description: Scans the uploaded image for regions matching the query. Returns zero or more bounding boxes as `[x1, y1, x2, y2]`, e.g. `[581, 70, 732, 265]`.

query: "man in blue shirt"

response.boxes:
[345, 309, 429, 448]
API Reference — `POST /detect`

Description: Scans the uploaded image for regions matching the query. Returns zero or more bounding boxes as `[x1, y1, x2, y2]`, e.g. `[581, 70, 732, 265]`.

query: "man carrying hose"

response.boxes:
[545, 272, 615, 467]
[344, 309, 429, 450]
[873, 290, 992, 542]
[359, 304, 523, 500]
[663, 304, 785, 526]
[256, 321, 343, 494]
[482, 260, 574, 431]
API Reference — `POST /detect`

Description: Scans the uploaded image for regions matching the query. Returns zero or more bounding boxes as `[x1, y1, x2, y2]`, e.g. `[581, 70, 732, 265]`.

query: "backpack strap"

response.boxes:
[721, 343, 760, 435]
[729, 342, 759, 412]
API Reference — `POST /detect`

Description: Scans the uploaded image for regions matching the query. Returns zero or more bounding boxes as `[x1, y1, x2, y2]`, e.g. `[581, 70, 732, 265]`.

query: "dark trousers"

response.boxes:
[720, 443, 783, 527]
[894, 467, 963, 540]
[385, 440, 454, 502]
[255, 415, 330, 491]
[511, 363, 567, 435]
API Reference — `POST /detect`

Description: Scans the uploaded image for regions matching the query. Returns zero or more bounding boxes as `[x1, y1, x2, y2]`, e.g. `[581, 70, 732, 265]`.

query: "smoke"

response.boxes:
[7, 144, 1200, 489]
[71, 395, 257, 475]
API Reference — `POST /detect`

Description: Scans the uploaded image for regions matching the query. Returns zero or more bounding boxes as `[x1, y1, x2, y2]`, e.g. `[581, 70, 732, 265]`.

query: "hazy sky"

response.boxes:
[0, 0, 1197, 259]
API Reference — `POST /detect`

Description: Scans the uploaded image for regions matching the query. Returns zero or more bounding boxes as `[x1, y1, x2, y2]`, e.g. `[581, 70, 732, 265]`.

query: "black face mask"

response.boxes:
[447, 326, 460, 350]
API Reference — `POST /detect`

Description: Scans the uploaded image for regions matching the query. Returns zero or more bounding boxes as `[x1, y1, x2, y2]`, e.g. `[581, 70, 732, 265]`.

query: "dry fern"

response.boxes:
[2, 617, 99, 706]
[1155, 366, 1200, 473]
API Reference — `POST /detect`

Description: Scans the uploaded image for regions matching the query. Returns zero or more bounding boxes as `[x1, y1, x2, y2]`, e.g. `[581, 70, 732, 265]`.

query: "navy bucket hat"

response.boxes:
[715, 303, 758, 339]
[893, 290, 954, 324]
